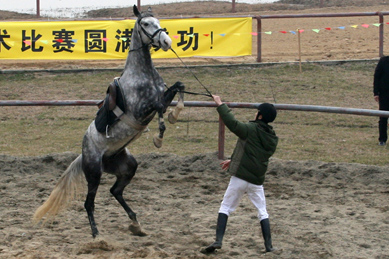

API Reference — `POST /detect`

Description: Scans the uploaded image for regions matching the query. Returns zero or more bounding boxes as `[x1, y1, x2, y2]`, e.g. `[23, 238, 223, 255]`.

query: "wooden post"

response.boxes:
[379, 12, 384, 57]
[137, 0, 141, 11]
[36, 0, 40, 18]
[256, 17, 262, 62]
[218, 117, 225, 159]
[298, 28, 302, 73]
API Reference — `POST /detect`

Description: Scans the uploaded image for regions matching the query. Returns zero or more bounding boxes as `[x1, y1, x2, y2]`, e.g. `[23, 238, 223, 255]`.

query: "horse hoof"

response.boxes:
[129, 223, 147, 236]
[168, 102, 184, 124]
[153, 134, 163, 148]
[168, 112, 178, 124]
[92, 229, 99, 238]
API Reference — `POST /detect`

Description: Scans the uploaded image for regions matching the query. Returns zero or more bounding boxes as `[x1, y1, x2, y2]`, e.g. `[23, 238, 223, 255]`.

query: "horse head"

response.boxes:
[133, 5, 172, 51]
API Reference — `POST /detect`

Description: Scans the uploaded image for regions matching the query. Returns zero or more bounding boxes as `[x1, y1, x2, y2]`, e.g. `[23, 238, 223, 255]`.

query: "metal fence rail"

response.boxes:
[2, 100, 389, 117]
[2, 100, 389, 159]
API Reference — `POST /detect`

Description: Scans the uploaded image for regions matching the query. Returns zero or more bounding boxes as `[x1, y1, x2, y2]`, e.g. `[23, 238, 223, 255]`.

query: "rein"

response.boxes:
[170, 48, 213, 98]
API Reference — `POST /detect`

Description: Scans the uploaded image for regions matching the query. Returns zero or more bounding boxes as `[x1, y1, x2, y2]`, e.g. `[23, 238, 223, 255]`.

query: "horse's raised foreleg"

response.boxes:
[153, 102, 166, 148]
[82, 154, 103, 238]
[168, 90, 184, 124]
[164, 82, 185, 124]
[103, 150, 147, 236]
[152, 82, 185, 148]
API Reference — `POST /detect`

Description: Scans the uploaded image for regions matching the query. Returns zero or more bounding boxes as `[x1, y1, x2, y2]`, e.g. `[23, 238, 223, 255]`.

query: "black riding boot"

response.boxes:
[260, 218, 274, 252]
[202, 213, 228, 253]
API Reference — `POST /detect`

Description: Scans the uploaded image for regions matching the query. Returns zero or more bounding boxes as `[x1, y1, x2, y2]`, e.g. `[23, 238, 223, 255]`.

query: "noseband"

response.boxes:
[137, 16, 167, 48]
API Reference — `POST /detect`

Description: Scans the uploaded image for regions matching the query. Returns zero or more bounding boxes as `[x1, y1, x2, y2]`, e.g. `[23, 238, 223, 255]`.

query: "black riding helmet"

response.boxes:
[256, 103, 277, 123]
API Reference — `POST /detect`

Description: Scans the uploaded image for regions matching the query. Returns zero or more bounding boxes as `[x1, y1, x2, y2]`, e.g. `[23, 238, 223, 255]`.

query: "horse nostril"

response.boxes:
[164, 38, 172, 47]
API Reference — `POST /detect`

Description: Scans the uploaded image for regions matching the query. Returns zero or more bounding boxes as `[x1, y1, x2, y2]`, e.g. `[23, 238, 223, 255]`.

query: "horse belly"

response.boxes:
[85, 122, 143, 156]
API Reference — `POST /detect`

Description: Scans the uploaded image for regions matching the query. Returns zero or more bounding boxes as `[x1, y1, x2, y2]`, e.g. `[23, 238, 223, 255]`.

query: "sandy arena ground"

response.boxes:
[0, 152, 388, 259]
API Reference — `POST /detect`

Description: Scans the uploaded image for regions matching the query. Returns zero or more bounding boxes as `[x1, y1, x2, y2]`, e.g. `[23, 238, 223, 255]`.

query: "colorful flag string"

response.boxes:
[6, 21, 388, 46]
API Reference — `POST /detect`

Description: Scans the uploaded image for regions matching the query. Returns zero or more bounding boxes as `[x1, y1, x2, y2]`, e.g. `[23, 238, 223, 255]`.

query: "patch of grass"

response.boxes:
[0, 73, 36, 83]
[1, 61, 389, 166]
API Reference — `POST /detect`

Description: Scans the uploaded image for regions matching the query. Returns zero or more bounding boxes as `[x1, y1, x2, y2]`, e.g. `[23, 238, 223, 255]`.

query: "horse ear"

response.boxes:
[133, 5, 140, 17]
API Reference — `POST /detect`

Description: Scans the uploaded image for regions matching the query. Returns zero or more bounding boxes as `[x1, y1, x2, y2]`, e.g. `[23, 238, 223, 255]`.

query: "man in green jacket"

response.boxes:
[201, 95, 278, 254]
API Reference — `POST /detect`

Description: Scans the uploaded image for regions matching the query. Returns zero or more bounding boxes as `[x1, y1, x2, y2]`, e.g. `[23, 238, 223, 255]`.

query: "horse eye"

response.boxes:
[143, 22, 149, 27]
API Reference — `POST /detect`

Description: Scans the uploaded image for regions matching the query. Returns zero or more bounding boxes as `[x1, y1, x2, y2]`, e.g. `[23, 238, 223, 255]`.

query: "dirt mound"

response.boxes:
[0, 152, 388, 258]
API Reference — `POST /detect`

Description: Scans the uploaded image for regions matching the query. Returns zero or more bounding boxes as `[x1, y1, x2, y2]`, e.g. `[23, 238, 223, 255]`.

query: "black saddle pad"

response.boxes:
[95, 80, 126, 133]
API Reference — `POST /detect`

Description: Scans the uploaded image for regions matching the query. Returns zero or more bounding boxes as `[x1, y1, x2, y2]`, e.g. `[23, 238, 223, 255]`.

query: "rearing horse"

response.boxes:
[33, 6, 185, 238]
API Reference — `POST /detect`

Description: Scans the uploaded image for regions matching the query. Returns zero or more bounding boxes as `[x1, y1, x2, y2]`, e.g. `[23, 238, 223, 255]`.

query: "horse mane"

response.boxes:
[139, 11, 154, 19]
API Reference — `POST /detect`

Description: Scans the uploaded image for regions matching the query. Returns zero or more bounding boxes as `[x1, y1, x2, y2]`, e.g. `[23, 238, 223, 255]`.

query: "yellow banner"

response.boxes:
[0, 17, 252, 59]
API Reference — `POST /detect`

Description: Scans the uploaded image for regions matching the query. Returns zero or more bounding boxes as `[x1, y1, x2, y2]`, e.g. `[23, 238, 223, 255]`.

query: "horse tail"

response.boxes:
[33, 154, 84, 223]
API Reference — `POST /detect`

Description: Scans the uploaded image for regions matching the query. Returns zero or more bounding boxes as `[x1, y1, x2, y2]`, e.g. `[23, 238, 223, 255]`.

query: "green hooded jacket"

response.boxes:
[217, 104, 278, 185]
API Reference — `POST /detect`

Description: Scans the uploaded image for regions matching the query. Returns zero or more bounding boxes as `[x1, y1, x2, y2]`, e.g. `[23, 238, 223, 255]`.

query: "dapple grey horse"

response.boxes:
[33, 5, 185, 238]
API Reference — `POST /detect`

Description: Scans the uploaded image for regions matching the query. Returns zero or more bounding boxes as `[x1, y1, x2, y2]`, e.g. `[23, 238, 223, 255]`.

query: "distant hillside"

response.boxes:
[278, 0, 387, 7]
[0, 0, 388, 20]
[85, 0, 389, 18]
[0, 10, 37, 20]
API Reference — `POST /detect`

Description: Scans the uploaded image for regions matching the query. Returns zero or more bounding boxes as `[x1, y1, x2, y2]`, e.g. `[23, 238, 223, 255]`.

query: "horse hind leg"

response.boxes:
[104, 150, 147, 236]
[82, 154, 103, 238]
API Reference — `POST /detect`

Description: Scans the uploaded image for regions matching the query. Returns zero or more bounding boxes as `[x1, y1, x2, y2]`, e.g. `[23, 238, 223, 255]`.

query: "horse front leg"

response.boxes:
[166, 82, 185, 124]
[168, 90, 184, 124]
[153, 102, 166, 148]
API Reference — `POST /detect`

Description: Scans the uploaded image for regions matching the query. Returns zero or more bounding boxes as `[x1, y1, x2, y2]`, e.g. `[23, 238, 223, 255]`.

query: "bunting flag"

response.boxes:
[0, 18, 386, 60]
[258, 21, 384, 36]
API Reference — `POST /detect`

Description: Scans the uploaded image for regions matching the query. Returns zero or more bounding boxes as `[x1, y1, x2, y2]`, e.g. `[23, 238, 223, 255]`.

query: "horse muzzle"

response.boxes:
[155, 31, 172, 51]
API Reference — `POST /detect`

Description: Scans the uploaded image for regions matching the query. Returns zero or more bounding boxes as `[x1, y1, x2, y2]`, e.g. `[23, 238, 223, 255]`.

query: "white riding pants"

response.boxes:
[219, 176, 269, 221]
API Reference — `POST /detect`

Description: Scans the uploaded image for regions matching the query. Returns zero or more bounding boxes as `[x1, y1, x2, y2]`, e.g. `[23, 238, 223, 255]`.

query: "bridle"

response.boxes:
[134, 16, 167, 50]
[132, 13, 214, 98]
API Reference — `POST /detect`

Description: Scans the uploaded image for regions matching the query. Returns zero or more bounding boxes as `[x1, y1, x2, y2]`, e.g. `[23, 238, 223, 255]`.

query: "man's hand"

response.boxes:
[220, 160, 231, 171]
[374, 95, 379, 102]
[212, 95, 223, 106]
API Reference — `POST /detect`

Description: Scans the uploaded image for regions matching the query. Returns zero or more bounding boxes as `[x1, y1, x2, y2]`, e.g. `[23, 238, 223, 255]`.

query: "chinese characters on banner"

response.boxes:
[0, 17, 252, 59]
